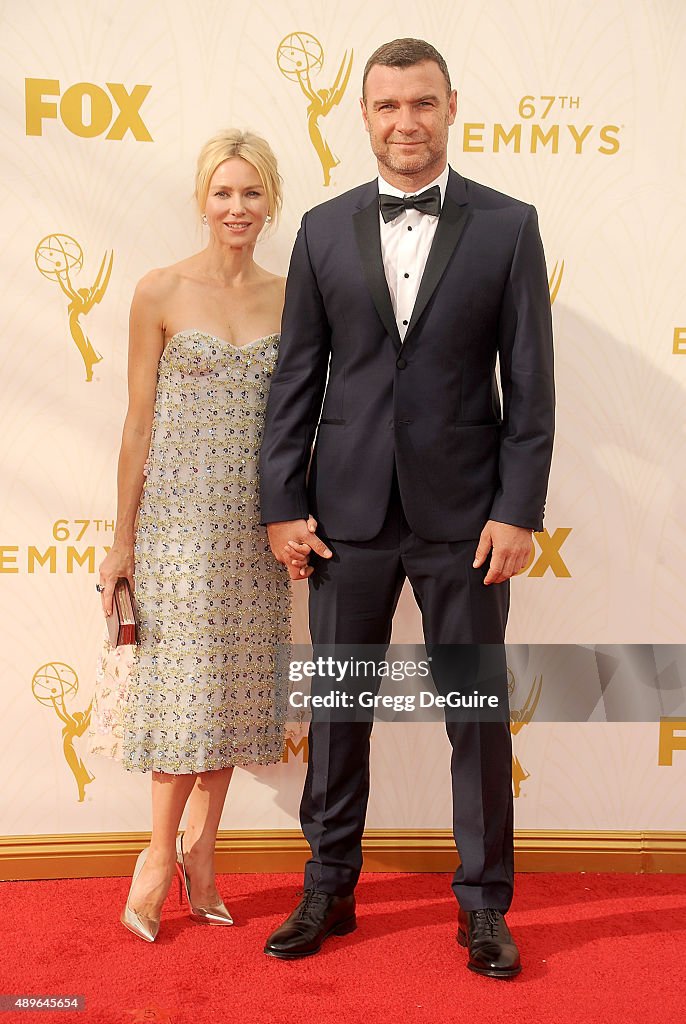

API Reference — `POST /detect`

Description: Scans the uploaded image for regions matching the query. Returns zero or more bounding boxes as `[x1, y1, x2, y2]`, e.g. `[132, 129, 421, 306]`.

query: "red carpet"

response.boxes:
[1, 872, 685, 1024]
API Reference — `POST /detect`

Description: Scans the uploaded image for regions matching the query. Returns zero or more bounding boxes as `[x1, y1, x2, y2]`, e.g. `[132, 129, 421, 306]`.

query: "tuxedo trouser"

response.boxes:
[301, 464, 515, 912]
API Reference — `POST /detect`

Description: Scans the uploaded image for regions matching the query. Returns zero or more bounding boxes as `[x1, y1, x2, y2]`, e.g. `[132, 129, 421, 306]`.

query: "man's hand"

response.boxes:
[267, 516, 332, 581]
[473, 520, 534, 585]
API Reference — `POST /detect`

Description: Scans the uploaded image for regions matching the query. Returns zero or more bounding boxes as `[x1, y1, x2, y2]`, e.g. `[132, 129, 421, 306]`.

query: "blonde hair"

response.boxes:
[194, 129, 283, 225]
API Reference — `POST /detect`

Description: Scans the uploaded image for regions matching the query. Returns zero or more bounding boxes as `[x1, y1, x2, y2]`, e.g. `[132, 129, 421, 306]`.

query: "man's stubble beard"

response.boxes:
[369, 125, 449, 183]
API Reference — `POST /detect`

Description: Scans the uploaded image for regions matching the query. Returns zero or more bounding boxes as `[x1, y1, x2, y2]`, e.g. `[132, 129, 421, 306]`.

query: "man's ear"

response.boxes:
[448, 89, 458, 126]
[360, 97, 370, 132]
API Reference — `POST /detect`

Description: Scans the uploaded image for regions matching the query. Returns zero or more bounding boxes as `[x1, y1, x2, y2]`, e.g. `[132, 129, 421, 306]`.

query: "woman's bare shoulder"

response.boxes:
[134, 258, 195, 301]
[258, 268, 287, 296]
[268, 270, 287, 286]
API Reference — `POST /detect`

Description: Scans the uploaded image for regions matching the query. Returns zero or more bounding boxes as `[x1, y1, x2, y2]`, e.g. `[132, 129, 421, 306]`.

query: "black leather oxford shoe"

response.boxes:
[457, 908, 521, 978]
[264, 890, 356, 959]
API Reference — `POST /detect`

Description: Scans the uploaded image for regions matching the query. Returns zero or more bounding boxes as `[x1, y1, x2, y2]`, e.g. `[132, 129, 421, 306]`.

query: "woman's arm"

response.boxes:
[98, 272, 166, 616]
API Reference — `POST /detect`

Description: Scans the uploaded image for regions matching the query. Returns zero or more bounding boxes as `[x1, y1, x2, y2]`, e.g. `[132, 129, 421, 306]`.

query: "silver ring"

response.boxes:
[95, 584, 105, 593]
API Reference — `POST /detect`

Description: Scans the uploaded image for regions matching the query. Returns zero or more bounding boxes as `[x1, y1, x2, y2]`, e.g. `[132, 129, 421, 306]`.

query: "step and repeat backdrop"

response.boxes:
[1, 0, 685, 841]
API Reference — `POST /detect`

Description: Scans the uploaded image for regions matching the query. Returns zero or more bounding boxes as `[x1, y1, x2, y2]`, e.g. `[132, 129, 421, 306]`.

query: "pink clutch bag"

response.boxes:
[106, 578, 139, 646]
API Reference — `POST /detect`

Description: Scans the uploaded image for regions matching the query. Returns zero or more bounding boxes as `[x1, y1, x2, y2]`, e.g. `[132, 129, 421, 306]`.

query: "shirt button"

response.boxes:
[407, 226, 413, 232]
[402, 320, 408, 326]
[403, 272, 410, 279]
[396, 357, 407, 369]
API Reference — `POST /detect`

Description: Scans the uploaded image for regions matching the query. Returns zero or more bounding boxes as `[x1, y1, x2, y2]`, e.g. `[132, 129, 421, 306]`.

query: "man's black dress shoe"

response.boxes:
[457, 908, 521, 978]
[264, 890, 357, 959]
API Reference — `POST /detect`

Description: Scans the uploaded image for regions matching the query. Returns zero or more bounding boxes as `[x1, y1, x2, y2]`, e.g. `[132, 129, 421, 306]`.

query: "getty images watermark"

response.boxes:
[288, 654, 501, 715]
[274, 644, 686, 723]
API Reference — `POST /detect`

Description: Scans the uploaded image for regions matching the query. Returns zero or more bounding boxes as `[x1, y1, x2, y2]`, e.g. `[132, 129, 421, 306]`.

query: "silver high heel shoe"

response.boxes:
[175, 832, 233, 925]
[120, 847, 160, 943]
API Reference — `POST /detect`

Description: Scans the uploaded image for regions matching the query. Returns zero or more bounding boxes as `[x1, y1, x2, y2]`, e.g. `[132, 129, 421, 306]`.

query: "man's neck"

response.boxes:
[377, 157, 448, 194]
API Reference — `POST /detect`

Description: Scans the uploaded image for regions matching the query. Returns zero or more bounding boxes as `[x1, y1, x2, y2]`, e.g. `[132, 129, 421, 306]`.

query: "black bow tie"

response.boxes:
[379, 185, 441, 223]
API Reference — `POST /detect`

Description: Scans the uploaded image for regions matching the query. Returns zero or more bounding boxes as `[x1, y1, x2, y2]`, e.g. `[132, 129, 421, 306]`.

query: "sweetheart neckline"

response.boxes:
[166, 328, 279, 351]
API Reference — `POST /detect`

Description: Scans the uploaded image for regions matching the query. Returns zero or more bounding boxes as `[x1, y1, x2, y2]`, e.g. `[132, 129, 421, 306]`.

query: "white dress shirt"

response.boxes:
[378, 163, 450, 340]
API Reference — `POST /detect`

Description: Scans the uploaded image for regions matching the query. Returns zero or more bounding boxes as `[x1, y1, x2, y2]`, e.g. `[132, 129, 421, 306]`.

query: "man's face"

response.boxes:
[361, 60, 457, 180]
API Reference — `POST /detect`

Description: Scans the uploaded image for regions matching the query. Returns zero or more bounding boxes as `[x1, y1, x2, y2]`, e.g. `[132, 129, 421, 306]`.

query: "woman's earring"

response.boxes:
[265, 214, 272, 223]
[202, 213, 208, 225]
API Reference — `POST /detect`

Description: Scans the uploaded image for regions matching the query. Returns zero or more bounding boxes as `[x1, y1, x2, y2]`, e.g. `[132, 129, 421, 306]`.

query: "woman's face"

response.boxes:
[203, 157, 270, 247]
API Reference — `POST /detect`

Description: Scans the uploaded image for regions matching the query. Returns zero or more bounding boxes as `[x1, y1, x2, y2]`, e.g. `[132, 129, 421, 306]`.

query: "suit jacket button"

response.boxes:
[396, 357, 407, 369]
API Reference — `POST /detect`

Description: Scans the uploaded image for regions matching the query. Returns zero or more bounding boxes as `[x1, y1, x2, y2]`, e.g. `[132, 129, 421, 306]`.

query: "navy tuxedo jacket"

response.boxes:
[259, 167, 555, 542]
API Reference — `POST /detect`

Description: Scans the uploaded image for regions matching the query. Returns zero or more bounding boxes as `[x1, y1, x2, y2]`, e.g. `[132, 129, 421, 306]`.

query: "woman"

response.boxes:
[94, 130, 314, 942]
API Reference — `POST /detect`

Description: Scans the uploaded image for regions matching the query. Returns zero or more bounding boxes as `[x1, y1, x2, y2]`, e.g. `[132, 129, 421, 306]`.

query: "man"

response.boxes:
[259, 38, 554, 978]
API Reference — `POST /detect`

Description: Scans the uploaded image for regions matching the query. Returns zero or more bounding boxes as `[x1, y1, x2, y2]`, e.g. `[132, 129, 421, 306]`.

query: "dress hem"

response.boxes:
[121, 751, 286, 775]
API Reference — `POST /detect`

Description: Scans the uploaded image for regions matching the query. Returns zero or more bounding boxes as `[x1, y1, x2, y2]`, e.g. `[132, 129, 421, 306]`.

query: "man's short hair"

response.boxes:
[362, 38, 452, 101]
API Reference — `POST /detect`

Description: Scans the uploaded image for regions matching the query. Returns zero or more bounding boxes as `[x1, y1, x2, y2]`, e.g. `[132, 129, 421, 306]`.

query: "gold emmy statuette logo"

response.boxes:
[277, 32, 353, 186]
[548, 260, 564, 305]
[35, 234, 113, 382]
[509, 670, 543, 798]
[32, 662, 94, 802]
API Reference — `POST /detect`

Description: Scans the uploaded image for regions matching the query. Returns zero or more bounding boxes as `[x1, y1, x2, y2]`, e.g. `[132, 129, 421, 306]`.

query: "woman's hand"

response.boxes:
[285, 515, 324, 579]
[270, 509, 329, 581]
[98, 545, 135, 616]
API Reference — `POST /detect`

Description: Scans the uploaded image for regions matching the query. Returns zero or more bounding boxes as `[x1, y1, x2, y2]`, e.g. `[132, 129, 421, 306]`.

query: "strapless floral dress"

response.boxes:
[88, 330, 291, 773]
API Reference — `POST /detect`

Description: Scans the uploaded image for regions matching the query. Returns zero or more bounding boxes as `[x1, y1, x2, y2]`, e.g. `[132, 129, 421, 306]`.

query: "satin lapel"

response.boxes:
[404, 194, 471, 342]
[353, 196, 402, 351]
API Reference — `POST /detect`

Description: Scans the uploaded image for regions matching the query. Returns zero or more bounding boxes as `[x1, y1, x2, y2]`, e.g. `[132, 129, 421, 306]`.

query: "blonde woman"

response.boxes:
[95, 131, 315, 942]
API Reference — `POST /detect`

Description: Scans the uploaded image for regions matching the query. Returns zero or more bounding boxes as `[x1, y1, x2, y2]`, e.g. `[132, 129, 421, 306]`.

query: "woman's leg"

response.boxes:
[128, 770, 196, 919]
[181, 766, 234, 904]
